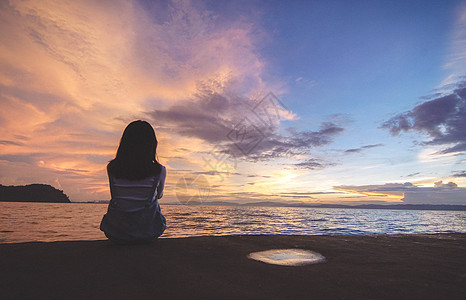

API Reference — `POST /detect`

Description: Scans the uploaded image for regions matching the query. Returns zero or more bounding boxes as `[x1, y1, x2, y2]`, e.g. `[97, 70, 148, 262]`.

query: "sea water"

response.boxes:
[0, 202, 465, 243]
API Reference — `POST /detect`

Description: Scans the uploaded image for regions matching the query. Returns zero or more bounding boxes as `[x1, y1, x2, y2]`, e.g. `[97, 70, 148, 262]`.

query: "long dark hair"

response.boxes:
[107, 120, 162, 180]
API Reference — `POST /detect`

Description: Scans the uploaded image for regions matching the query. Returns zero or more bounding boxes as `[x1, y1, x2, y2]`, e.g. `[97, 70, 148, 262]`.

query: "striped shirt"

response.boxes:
[108, 166, 166, 212]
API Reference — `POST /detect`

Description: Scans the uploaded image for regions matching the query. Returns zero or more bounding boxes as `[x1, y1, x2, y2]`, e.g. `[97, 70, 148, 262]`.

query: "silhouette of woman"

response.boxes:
[100, 120, 166, 243]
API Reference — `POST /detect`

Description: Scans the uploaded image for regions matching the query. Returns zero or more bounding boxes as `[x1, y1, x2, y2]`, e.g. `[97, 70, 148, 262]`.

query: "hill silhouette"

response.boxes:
[0, 184, 70, 203]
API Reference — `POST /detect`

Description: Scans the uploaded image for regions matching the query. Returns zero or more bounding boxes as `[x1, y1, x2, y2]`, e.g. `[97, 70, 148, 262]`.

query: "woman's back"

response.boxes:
[108, 173, 161, 212]
[100, 120, 167, 244]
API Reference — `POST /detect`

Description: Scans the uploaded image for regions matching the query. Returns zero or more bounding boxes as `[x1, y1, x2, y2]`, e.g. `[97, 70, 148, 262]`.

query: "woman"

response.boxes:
[100, 120, 167, 244]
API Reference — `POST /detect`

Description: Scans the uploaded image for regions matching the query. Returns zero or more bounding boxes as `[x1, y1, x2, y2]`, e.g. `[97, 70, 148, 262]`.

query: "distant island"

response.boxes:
[164, 201, 466, 211]
[0, 184, 70, 203]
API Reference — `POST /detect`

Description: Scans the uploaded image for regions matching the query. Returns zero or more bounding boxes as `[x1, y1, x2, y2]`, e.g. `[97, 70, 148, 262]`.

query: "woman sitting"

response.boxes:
[100, 120, 166, 244]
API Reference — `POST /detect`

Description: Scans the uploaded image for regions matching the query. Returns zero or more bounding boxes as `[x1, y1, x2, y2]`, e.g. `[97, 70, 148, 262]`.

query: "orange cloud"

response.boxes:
[0, 0, 270, 201]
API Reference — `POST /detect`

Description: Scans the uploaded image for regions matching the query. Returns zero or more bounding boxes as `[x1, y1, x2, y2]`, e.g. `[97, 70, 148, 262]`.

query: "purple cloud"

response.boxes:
[381, 82, 466, 154]
[452, 170, 466, 177]
[150, 87, 345, 164]
[405, 172, 420, 178]
[227, 122, 344, 162]
[344, 144, 384, 154]
[294, 158, 335, 170]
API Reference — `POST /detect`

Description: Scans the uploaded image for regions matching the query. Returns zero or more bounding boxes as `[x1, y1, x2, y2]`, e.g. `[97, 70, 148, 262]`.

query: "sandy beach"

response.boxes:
[1, 234, 465, 299]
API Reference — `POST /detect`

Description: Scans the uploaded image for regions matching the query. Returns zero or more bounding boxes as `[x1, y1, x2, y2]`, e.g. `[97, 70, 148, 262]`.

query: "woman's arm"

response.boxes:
[156, 166, 166, 199]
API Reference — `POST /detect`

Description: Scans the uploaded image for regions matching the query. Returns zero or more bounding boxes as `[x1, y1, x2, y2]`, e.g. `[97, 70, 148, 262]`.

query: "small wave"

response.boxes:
[39, 230, 58, 234]
[232, 221, 263, 226]
[56, 234, 70, 237]
[190, 217, 210, 222]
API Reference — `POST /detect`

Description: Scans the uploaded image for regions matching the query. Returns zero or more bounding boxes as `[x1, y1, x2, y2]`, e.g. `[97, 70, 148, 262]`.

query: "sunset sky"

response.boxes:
[1, 0, 466, 205]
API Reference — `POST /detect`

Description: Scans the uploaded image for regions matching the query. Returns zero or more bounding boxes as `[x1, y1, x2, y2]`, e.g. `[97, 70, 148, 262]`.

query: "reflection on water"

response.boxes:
[248, 249, 326, 266]
[0, 202, 465, 243]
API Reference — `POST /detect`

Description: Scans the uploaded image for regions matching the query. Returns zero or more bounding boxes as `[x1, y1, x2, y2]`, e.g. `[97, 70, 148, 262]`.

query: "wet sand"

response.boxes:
[1, 234, 465, 299]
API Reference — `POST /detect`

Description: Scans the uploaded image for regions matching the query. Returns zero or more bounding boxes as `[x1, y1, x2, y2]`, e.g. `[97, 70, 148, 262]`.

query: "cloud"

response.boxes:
[443, 2, 466, 84]
[382, 3, 466, 157]
[335, 181, 466, 205]
[381, 82, 466, 154]
[294, 158, 335, 170]
[279, 191, 344, 195]
[0, 154, 41, 165]
[452, 170, 466, 177]
[151, 81, 251, 143]
[433, 180, 457, 188]
[150, 83, 345, 164]
[405, 172, 420, 178]
[0, 0, 273, 201]
[285, 122, 345, 147]
[344, 144, 384, 154]
[335, 182, 413, 197]
[0, 140, 24, 146]
[295, 77, 317, 88]
[234, 121, 344, 162]
[193, 170, 241, 176]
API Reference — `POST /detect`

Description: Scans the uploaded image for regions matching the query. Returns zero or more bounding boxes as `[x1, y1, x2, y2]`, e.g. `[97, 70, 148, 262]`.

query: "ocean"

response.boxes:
[0, 202, 465, 243]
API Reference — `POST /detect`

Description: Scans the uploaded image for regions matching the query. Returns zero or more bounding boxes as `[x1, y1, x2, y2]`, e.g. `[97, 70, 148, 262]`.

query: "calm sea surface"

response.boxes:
[0, 202, 465, 243]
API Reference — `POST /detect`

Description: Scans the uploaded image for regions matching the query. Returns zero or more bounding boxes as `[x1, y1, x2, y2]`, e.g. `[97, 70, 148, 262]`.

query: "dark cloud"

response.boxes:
[286, 123, 345, 147]
[419, 92, 443, 100]
[433, 180, 457, 188]
[150, 85, 345, 164]
[334, 182, 413, 196]
[247, 174, 272, 178]
[151, 92, 241, 143]
[0, 153, 41, 164]
[0, 140, 24, 146]
[381, 82, 466, 154]
[294, 158, 334, 170]
[452, 170, 466, 177]
[405, 172, 420, 178]
[223, 122, 345, 162]
[439, 143, 466, 154]
[344, 143, 383, 154]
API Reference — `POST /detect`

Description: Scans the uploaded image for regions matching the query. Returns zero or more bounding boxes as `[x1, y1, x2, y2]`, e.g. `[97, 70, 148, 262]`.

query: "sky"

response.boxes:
[1, 0, 466, 205]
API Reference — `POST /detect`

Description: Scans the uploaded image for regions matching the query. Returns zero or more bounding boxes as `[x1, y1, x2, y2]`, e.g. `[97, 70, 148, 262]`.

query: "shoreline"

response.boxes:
[2, 231, 466, 245]
[1, 233, 465, 299]
[4, 201, 466, 212]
